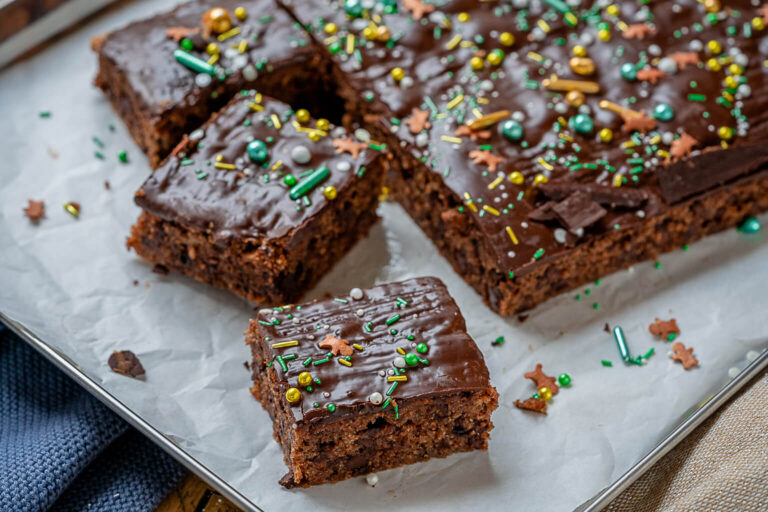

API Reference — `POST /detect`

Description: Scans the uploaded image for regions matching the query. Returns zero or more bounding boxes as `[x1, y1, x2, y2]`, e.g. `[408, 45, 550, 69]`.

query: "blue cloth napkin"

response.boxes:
[0, 324, 185, 512]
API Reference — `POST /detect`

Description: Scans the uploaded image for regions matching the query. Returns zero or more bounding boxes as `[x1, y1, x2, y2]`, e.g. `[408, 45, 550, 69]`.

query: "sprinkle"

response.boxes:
[386, 314, 400, 326]
[270, 114, 282, 129]
[488, 176, 504, 189]
[352, 344, 364, 351]
[492, 336, 505, 346]
[214, 162, 236, 170]
[271, 340, 298, 349]
[440, 135, 463, 144]
[302, 357, 312, 367]
[396, 347, 406, 355]
[466, 110, 509, 130]
[506, 226, 519, 245]
[39, 111, 51, 118]
[63, 202, 80, 218]
[613, 326, 632, 364]
[386, 382, 398, 396]
[275, 355, 288, 372]
[537, 158, 554, 171]
[313, 357, 331, 365]
[446, 34, 462, 50]
[387, 376, 407, 382]
[527, 51, 544, 62]
[217, 27, 241, 41]
[542, 77, 600, 94]
[463, 192, 478, 212]
[382, 398, 391, 409]
[338, 358, 352, 367]
[688, 93, 707, 102]
[483, 205, 500, 216]
[289, 166, 330, 200]
[173, 49, 216, 75]
[238, 39, 248, 53]
[346, 34, 355, 54]
[601, 360, 613, 367]
[446, 94, 464, 110]
[249, 102, 264, 111]
[395, 297, 408, 308]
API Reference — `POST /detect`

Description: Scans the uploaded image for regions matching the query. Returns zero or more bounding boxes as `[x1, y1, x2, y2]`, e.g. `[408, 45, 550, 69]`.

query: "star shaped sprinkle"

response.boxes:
[318, 334, 354, 357]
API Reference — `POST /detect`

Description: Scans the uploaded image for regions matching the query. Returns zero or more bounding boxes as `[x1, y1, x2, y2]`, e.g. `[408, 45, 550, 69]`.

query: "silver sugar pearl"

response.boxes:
[291, 145, 311, 164]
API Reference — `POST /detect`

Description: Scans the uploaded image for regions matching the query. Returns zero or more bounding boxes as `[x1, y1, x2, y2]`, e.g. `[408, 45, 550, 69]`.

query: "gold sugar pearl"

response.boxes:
[534, 174, 549, 185]
[599, 128, 613, 143]
[316, 118, 330, 131]
[566, 90, 586, 107]
[704, 0, 721, 13]
[286, 387, 301, 403]
[324, 22, 338, 34]
[308, 132, 321, 142]
[203, 7, 232, 34]
[598, 29, 611, 42]
[569, 57, 595, 76]
[706, 58, 721, 71]
[729, 64, 743, 75]
[234, 6, 247, 20]
[296, 109, 310, 123]
[376, 25, 391, 42]
[724, 76, 739, 89]
[707, 40, 722, 54]
[363, 26, 377, 40]
[538, 386, 553, 401]
[206, 42, 220, 55]
[470, 56, 484, 70]
[499, 32, 515, 47]
[509, 171, 524, 185]
[753, 17, 765, 31]
[457, 12, 470, 22]
[572, 45, 587, 57]
[718, 126, 733, 140]
[391, 67, 405, 81]
[323, 186, 338, 200]
[297, 371, 312, 387]
[605, 4, 620, 16]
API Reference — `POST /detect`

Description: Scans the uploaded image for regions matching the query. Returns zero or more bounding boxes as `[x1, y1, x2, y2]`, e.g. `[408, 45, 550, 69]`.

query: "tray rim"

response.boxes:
[2, 311, 766, 512]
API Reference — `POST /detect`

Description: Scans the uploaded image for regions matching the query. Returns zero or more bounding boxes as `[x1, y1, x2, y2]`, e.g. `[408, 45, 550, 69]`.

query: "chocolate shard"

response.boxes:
[541, 182, 648, 208]
[552, 191, 606, 232]
[527, 201, 558, 222]
[657, 144, 768, 203]
[108, 350, 145, 378]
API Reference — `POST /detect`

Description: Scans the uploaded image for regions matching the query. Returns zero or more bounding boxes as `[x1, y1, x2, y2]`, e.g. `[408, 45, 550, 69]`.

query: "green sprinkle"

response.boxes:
[667, 333, 677, 342]
[276, 356, 287, 372]
[92, 136, 104, 148]
[592, 302, 599, 310]
[533, 248, 545, 259]
[386, 382, 398, 396]
[643, 348, 655, 359]
[327, 403, 336, 412]
[302, 357, 312, 367]
[333, 298, 349, 304]
[601, 360, 613, 367]
[39, 111, 51, 118]
[654, 261, 662, 269]
[385, 314, 400, 326]
[118, 151, 128, 163]
[688, 93, 706, 102]
[313, 357, 330, 365]
[94, 151, 104, 160]
[492, 336, 505, 346]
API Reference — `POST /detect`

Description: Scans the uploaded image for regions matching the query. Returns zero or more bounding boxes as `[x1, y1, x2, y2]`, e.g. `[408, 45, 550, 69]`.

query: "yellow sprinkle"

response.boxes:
[463, 192, 478, 212]
[63, 202, 79, 218]
[207, 54, 219, 65]
[527, 51, 543, 62]
[483, 205, 500, 216]
[338, 358, 352, 367]
[352, 344, 364, 351]
[440, 135, 463, 144]
[657, 150, 670, 159]
[215, 154, 223, 162]
[472, 108, 483, 119]
[616, 21, 628, 32]
[488, 176, 504, 189]
[722, 91, 734, 102]
[387, 375, 408, 382]
[324, 35, 338, 45]
[446, 34, 462, 50]
[346, 34, 355, 54]
[477, 97, 490, 104]
[649, 135, 661, 145]
[506, 226, 519, 245]
[621, 140, 637, 148]
[249, 102, 264, 111]
[372, 13, 382, 24]
[565, 12, 578, 26]
[253, 93, 262, 104]
[214, 162, 236, 170]
[537, 158, 554, 171]
[460, 40, 475, 48]
[238, 39, 248, 53]
[613, 174, 623, 187]
[537, 20, 550, 33]
[721, 140, 729, 149]
[217, 27, 241, 41]
[446, 94, 464, 110]
[599, 100, 641, 117]
[271, 114, 282, 129]
[396, 347, 406, 355]
[559, 133, 574, 143]
[271, 160, 283, 171]
[271, 340, 299, 348]
[557, 116, 567, 127]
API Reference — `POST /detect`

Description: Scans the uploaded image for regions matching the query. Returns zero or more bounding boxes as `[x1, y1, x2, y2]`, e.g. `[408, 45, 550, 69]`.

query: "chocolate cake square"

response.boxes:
[246, 276, 498, 487]
[127, 93, 385, 304]
[93, 0, 340, 167]
[289, 0, 768, 315]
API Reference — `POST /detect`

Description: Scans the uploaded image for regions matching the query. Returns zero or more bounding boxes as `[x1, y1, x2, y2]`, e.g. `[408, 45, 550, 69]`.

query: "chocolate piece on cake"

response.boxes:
[288, 0, 768, 315]
[127, 94, 385, 304]
[246, 276, 498, 487]
[93, 0, 340, 167]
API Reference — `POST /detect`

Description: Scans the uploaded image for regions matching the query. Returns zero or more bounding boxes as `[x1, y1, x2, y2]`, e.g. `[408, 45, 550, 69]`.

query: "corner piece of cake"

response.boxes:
[127, 93, 385, 304]
[246, 276, 498, 488]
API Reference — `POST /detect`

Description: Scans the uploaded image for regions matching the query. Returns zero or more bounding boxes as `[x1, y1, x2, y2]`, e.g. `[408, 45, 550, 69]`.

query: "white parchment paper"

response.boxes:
[1, 2, 767, 510]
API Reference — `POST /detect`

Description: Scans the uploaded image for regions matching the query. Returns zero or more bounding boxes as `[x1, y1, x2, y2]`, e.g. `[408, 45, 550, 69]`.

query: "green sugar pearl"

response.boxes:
[557, 373, 571, 386]
[404, 353, 419, 366]
[738, 216, 761, 234]
[180, 38, 194, 51]
[620, 62, 637, 81]
[416, 343, 429, 354]
[246, 139, 268, 163]
[653, 103, 674, 121]
[500, 119, 524, 141]
[570, 114, 594, 135]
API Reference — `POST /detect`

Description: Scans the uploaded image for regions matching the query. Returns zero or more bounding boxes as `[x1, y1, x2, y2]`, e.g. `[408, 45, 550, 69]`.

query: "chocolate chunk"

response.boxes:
[514, 397, 547, 415]
[527, 201, 558, 222]
[541, 182, 648, 208]
[552, 191, 606, 232]
[658, 144, 768, 203]
[108, 350, 145, 378]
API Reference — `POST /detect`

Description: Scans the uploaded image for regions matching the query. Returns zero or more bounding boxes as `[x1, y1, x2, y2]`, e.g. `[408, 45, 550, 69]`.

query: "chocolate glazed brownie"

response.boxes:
[246, 277, 498, 487]
[127, 94, 385, 304]
[100, 0, 768, 314]
[287, 0, 768, 314]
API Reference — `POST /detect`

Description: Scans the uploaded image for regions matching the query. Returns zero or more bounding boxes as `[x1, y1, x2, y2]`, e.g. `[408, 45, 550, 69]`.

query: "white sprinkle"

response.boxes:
[356, 309, 365, 317]
[355, 128, 371, 142]
[368, 392, 383, 405]
[366, 473, 379, 487]
[746, 350, 759, 362]
[337, 161, 351, 172]
[393, 357, 406, 368]
[554, 228, 567, 244]
[378, 370, 386, 377]
[242, 64, 257, 81]
[291, 145, 311, 164]
[350, 288, 364, 300]
[189, 129, 205, 141]
[195, 73, 212, 87]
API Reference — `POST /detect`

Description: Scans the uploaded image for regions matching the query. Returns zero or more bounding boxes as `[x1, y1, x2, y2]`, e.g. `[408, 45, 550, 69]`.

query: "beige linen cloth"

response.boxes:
[606, 370, 768, 512]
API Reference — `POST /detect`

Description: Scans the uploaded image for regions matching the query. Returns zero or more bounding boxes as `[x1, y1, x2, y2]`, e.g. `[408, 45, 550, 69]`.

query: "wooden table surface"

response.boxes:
[156, 474, 241, 512]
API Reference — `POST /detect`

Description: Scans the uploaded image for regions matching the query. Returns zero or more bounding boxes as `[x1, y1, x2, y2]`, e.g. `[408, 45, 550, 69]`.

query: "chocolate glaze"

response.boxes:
[288, 0, 768, 278]
[135, 94, 379, 240]
[253, 277, 492, 423]
[99, 0, 314, 119]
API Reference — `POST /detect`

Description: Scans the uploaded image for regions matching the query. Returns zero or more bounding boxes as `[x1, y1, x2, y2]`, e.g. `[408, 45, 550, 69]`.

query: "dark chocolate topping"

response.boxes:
[135, 94, 379, 240]
[254, 277, 491, 423]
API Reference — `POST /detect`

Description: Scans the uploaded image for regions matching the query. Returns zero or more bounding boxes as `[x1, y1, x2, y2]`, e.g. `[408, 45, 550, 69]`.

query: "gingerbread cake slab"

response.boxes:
[128, 93, 385, 304]
[289, 0, 768, 315]
[246, 276, 498, 487]
[93, 0, 341, 167]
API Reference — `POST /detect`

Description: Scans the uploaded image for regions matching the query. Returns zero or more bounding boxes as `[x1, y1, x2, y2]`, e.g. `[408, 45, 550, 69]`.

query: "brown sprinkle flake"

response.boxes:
[524, 363, 559, 395]
[514, 397, 547, 414]
[468, 150, 505, 171]
[402, 0, 435, 20]
[108, 350, 145, 378]
[669, 132, 698, 162]
[622, 24, 655, 40]
[649, 318, 680, 340]
[636, 68, 666, 84]
[404, 108, 431, 134]
[670, 342, 699, 370]
[318, 334, 354, 357]
[24, 200, 45, 223]
[621, 111, 656, 133]
[332, 137, 367, 159]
